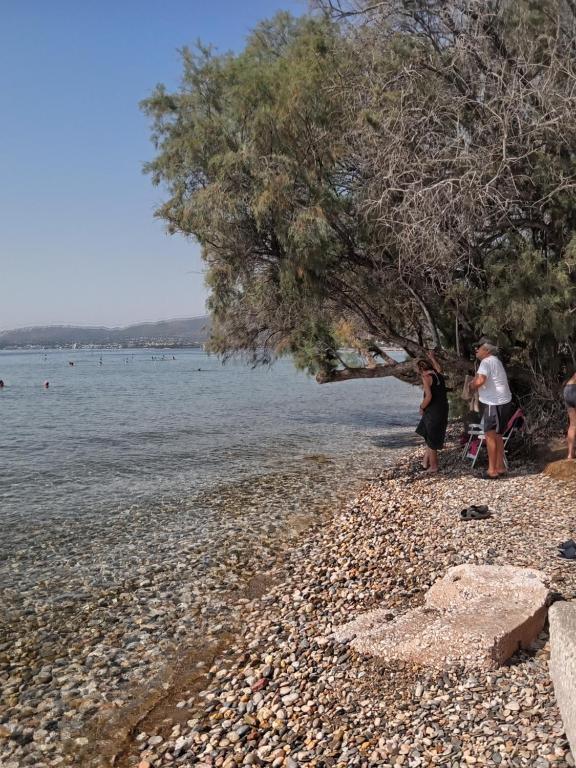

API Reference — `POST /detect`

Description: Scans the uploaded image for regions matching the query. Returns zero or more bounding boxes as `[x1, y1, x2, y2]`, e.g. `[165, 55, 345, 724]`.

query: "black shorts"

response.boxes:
[480, 401, 515, 434]
[564, 384, 576, 409]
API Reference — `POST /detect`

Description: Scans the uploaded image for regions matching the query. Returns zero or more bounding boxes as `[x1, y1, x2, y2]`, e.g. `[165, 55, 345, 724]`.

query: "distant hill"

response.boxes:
[0, 316, 210, 349]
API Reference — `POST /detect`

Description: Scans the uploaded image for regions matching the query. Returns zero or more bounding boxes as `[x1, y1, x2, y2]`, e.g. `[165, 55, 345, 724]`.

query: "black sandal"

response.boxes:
[460, 505, 491, 521]
[558, 540, 576, 560]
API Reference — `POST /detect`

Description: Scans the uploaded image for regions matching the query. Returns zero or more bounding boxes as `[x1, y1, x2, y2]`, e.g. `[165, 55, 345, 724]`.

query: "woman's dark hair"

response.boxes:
[415, 358, 430, 371]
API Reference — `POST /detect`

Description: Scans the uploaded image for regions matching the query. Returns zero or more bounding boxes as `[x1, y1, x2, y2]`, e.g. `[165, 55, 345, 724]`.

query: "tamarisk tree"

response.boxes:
[142, 2, 576, 423]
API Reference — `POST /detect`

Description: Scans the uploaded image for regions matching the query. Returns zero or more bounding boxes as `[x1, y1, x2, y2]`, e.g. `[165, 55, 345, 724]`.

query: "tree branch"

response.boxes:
[399, 278, 441, 349]
[316, 359, 418, 384]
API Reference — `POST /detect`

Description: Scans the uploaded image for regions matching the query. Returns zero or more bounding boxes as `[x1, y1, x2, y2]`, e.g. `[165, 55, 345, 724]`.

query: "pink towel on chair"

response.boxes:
[468, 437, 480, 457]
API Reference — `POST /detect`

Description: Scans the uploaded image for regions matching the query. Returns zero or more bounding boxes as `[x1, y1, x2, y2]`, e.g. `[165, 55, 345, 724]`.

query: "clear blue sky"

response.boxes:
[0, 0, 306, 331]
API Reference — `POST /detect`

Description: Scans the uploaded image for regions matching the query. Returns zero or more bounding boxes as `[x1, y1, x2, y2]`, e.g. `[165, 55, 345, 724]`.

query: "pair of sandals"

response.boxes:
[460, 504, 491, 521]
[558, 539, 576, 560]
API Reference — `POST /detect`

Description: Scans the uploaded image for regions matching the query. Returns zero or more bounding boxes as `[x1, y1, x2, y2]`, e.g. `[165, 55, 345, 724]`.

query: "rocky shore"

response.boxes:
[0, 446, 407, 768]
[124, 445, 576, 768]
[2, 440, 576, 768]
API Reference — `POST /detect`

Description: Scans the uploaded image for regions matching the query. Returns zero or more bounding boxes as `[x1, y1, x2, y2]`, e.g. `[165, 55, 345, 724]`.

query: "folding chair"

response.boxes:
[462, 408, 526, 468]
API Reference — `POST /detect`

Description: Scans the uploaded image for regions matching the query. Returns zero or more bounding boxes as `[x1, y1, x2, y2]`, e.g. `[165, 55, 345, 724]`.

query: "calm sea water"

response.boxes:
[0, 348, 422, 766]
[0, 348, 420, 528]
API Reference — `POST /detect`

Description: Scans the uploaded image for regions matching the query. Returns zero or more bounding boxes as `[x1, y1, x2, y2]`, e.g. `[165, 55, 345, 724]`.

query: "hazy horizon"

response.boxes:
[1, 0, 304, 330]
[0, 313, 209, 334]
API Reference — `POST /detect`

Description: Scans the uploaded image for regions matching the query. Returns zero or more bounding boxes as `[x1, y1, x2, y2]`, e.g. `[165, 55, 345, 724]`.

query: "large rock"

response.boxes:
[549, 601, 576, 755]
[334, 565, 549, 669]
[544, 459, 576, 482]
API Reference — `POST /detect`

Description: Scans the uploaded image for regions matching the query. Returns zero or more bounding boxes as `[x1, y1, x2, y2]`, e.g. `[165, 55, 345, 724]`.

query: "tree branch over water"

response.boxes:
[142, 2, 576, 425]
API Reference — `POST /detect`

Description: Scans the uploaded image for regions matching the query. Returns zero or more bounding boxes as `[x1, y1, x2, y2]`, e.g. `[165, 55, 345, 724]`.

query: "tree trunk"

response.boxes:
[316, 360, 418, 384]
[316, 355, 473, 385]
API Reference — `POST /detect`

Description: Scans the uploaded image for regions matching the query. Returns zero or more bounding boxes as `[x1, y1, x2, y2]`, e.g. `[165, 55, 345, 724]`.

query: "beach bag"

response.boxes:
[461, 375, 480, 413]
[461, 375, 474, 400]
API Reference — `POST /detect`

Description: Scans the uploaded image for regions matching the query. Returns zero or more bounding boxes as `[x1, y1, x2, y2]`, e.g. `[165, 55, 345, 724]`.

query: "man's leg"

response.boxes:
[568, 407, 576, 459]
[495, 434, 506, 473]
[484, 430, 499, 477]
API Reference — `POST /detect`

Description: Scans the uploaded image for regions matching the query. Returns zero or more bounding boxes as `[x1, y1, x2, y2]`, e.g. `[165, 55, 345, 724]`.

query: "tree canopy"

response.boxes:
[142, 1, 576, 425]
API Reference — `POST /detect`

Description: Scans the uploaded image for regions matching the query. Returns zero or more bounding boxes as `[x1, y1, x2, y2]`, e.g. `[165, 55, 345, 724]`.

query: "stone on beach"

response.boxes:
[334, 564, 550, 668]
[549, 601, 576, 756]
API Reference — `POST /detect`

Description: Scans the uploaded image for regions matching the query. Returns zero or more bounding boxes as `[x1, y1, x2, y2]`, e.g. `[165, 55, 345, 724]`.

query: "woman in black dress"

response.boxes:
[415, 351, 449, 473]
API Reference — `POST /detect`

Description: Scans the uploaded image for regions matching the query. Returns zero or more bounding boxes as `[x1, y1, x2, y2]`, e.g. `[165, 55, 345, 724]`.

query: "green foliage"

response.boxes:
[142, 2, 576, 425]
[289, 320, 341, 376]
[480, 244, 576, 374]
[141, 13, 360, 374]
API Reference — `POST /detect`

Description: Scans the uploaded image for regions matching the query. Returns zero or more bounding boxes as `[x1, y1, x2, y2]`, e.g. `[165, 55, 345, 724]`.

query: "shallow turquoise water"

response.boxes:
[0, 347, 422, 764]
[0, 348, 419, 527]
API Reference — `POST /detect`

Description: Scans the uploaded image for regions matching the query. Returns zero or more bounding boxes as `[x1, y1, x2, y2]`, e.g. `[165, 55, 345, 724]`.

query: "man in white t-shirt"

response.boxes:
[469, 339, 514, 479]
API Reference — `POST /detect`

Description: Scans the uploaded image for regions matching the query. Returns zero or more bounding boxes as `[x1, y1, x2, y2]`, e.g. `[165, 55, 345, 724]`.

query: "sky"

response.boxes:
[0, 0, 306, 331]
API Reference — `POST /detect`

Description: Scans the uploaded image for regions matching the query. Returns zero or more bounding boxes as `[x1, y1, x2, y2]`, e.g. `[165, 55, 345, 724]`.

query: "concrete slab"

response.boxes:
[549, 601, 576, 756]
[334, 565, 550, 669]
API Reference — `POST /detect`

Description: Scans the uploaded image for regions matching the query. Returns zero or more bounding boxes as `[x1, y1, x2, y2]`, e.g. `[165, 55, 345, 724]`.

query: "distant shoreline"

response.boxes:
[0, 316, 210, 349]
[0, 342, 205, 351]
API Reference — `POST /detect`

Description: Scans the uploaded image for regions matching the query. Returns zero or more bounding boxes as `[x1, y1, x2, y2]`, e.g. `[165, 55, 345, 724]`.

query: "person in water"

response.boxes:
[0, 379, 4, 388]
[44, 381, 49, 388]
[415, 350, 449, 473]
[563, 373, 576, 459]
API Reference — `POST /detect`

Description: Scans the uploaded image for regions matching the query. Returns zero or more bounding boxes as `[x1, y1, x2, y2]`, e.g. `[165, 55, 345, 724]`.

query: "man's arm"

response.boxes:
[469, 374, 486, 392]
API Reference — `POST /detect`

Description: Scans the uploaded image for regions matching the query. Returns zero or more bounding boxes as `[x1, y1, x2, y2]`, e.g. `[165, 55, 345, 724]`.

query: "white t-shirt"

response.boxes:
[477, 355, 512, 406]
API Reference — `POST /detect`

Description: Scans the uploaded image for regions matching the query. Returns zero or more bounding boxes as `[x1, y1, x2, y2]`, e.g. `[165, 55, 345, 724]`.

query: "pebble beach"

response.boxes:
[0, 349, 419, 768]
[122, 442, 576, 768]
[2, 438, 576, 768]
[0, 446, 407, 768]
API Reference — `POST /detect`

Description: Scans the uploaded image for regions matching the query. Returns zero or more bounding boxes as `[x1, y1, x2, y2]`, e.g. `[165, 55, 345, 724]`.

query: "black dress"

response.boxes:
[416, 370, 449, 450]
